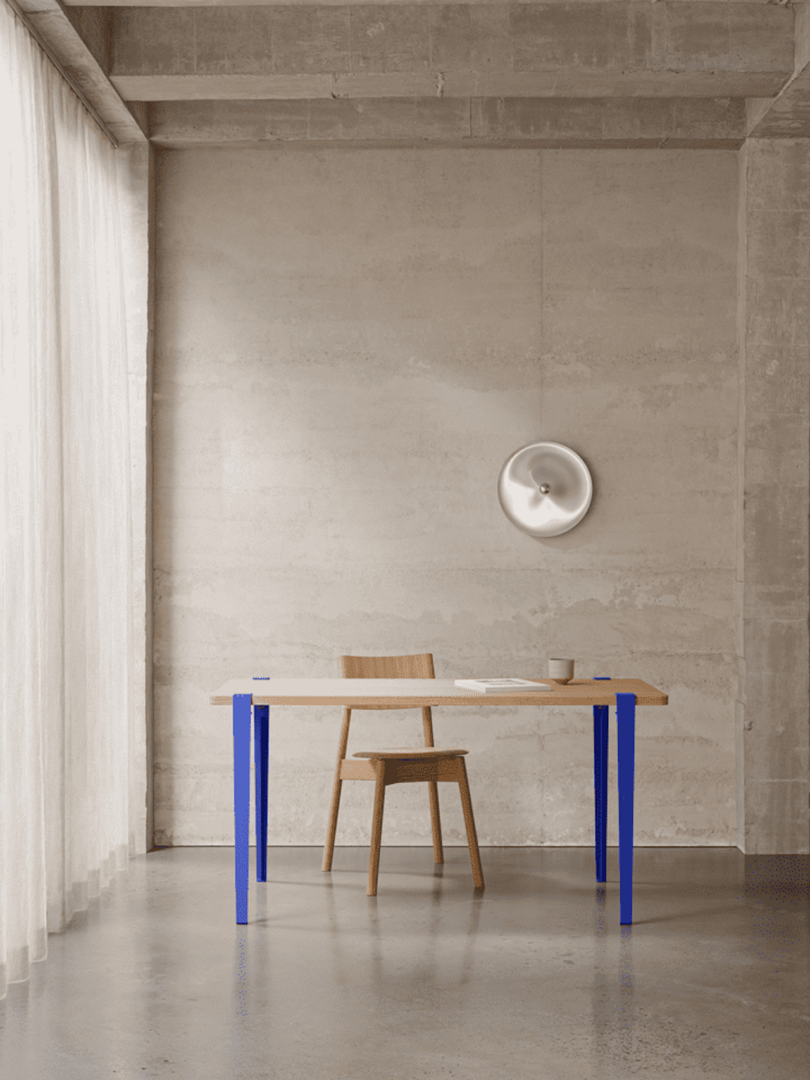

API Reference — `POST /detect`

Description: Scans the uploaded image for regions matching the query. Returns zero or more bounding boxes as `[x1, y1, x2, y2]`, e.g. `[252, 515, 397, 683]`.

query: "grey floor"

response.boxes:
[0, 847, 808, 1080]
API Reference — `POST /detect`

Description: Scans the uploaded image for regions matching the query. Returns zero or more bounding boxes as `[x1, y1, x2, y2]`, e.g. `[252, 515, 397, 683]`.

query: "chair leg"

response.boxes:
[322, 776, 343, 873]
[323, 708, 352, 872]
[427, 783, 443, 864]
[422, 707, 444, 864]
[456, 759, 484, 890]
[368, 761, 387, 896]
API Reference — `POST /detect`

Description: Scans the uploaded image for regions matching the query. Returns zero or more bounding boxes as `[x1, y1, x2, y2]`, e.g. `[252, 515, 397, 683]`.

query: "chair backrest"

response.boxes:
[341, 653, 435, 680]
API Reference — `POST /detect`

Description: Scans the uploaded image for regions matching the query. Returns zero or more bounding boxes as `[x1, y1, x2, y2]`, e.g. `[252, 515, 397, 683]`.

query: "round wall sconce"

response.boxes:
[497, 441, 593, 537]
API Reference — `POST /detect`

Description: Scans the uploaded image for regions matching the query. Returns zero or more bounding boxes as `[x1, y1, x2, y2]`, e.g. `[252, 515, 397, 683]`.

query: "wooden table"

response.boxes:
[210, 676, 668, 926]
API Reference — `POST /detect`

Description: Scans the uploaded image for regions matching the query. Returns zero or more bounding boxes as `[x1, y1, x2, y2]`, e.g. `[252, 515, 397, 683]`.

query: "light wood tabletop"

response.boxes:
[211, 677, 668, 708]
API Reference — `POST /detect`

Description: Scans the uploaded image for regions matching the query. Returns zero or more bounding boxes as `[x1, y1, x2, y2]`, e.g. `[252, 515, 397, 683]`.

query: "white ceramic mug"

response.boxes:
[548, 658, 574, 683]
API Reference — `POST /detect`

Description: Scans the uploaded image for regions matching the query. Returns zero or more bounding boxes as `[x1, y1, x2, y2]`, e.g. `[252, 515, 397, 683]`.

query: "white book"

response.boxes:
[454, 678, 553, 694]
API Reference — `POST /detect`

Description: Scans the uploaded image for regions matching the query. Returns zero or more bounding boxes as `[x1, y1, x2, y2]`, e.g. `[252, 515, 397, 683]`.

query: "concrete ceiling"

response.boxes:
[11, 0, 810, 149]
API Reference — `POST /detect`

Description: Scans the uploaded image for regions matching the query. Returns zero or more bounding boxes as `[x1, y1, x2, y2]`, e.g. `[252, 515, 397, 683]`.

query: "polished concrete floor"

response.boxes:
[0, 847, 808, 1080]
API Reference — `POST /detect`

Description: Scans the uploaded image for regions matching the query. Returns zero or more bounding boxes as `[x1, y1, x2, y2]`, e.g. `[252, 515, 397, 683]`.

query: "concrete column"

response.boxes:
[117, 141, 155, 855]
[738, 139, 810, 854]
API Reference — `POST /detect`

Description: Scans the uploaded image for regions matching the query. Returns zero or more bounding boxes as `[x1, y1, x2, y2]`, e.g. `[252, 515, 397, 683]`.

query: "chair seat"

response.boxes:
[353, 748, 469, 760]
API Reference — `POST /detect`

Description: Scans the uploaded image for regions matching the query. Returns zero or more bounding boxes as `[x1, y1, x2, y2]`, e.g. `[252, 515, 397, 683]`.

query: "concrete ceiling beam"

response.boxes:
[105, 2, 794, 102]
[747, 5, 810, 139]
[148, 94, 746, 148]
[59, 0, 797, 7]
[112, 70, 791, 103]
[10, 0, 146, 144]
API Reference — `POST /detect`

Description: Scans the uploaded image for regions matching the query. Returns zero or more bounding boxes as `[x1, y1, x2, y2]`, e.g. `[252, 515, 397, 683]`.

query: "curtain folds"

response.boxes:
[1, 0, 140, 997]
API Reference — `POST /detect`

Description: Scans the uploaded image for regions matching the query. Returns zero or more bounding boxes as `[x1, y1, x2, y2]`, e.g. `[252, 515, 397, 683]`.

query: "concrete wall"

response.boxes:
[153, 147, 739, 849]
[737, 139, 810, 854]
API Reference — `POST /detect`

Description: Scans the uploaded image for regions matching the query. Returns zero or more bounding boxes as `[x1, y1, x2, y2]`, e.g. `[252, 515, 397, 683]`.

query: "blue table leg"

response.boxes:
[254, 705, 269, 882]
[233, 693, 252, 924]
[616, 692, 636, 926]
[592, 680, 610, 884]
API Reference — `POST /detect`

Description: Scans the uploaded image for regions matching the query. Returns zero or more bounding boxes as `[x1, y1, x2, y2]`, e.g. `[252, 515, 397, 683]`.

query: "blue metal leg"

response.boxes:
[593, 695, 609, 883]
[616, 692, 636, 926]
[254, 705, 269, 882]
[233, 694, 252, 924]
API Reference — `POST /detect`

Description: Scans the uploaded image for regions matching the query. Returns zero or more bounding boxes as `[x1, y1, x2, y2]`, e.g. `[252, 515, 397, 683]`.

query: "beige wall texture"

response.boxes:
[153, 148, 740, 849]
[737, 139, 810, 855]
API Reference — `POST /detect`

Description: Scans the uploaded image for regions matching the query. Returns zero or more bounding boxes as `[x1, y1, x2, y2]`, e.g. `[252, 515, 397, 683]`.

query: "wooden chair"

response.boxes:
[322, 653, 485, 895]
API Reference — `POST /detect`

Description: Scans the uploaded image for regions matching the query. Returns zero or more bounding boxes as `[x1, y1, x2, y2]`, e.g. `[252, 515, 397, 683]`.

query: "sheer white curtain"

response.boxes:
[0, 0, 141, 997]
